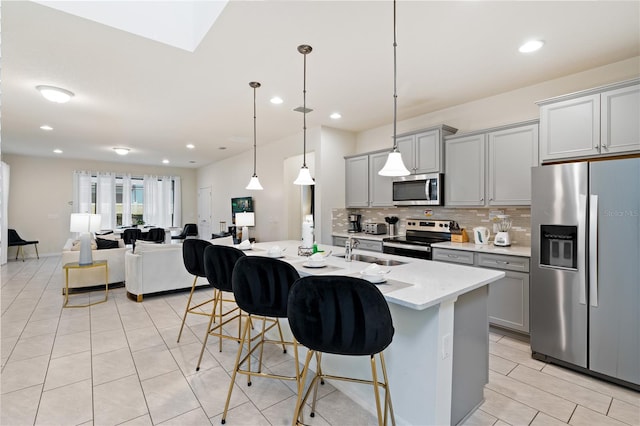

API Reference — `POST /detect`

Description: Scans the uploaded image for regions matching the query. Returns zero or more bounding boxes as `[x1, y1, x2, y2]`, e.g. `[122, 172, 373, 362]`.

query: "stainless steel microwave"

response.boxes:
[392, 173, 444, 206]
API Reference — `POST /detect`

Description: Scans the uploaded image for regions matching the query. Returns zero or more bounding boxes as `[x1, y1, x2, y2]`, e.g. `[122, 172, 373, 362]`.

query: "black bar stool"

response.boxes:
[287, 275, 395, 426]
[177, 239, 213, 342]
[221, 256, 302, 424]
[196, 245, 246, 370]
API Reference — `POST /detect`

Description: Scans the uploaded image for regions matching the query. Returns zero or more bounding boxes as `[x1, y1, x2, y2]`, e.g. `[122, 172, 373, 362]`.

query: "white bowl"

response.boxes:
[305, 259, 326, 267]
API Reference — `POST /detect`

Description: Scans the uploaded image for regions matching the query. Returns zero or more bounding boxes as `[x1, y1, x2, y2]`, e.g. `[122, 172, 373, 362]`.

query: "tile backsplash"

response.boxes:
[332, 206, 531, 247]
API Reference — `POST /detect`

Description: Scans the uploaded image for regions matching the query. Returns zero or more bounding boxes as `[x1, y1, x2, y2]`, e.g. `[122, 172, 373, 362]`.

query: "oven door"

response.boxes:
[383, 241, 432, 260]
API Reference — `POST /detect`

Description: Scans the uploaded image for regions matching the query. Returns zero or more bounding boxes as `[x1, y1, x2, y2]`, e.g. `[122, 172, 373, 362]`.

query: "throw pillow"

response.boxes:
[96, 237, 120, 250]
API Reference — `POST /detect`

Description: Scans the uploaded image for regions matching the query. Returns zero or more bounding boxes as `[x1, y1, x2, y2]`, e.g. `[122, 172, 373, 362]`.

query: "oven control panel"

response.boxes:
[405, 219, 458, 233]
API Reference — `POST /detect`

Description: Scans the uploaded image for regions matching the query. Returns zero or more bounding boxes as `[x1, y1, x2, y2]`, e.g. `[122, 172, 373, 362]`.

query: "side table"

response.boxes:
[63, 260, 109, 308]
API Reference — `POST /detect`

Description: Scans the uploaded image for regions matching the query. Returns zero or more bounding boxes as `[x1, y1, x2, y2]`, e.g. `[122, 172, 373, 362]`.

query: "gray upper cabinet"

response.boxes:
[345, 150, 394, 208]
[369, 151, 393, 207]
[538, 79, 639, 162]
[396, 125, 457, 174]
[445, 120, 538, 207]
[345, 155, 369, 208]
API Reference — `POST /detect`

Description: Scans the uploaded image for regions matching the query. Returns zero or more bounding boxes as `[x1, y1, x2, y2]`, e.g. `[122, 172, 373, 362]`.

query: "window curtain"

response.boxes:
[143, 175, 177, 228]
[172, 176, 182, 227]
[121, 174, 132, 227]
[73, 171, 92, 213]
[96, 172, 116, 230]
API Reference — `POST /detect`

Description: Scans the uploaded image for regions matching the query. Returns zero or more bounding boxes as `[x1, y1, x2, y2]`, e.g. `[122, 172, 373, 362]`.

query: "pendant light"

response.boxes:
[294, 44, 315, 186]
[378, 0, 411, 177]
[246, 81, 264, 190]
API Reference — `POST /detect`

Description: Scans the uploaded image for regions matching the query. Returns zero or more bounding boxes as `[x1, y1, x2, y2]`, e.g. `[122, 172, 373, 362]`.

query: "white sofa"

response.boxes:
[124, 237, 234, 302]
[61, 238, 127, 288]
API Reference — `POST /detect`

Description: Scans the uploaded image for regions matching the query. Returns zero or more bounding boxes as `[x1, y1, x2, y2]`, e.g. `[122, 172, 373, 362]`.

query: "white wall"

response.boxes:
[1, 154, 198, 256]
[197, 125, 357, 244]
[357, 57, 640, 153]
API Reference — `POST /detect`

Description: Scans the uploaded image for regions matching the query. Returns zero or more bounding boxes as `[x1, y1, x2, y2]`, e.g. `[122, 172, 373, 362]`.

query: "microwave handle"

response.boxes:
[425, 179, 431, 201]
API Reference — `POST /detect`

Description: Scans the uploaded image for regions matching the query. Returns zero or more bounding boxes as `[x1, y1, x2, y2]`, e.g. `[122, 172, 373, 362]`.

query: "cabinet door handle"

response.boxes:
[447, 254, 459, 258]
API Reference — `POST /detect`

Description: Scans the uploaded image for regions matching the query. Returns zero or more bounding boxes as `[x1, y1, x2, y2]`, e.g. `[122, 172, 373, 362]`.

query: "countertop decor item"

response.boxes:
[378, 0, 410, 177]
[293, 44, 315, 185]
[246, 81, 264, 190]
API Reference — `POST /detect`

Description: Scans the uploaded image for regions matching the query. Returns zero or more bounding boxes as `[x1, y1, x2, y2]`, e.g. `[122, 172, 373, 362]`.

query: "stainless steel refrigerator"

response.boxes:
[531, 158, 639, 389]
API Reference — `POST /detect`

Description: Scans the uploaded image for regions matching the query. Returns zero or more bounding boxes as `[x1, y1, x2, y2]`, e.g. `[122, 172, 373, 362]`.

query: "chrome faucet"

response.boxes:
[345, 235, 360, 262]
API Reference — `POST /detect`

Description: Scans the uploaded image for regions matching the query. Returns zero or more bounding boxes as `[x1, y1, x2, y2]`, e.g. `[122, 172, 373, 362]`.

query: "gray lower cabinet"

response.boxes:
[332, 236, 383, 253]
[433, 248, 530, 333]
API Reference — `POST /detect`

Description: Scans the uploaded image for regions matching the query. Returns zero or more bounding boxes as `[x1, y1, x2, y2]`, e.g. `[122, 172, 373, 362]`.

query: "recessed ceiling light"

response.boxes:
[186, 143, 195, 149]
[519, 40, 544, 53]
[40, 125, 53, 131]
[330, 112, 342, 119]
[270, 97, 283, 104]
[113, 147, 130, 155]
[36, 85, 74, 103]
[162, 159, 170, 164]
[53, 149, 63, 154]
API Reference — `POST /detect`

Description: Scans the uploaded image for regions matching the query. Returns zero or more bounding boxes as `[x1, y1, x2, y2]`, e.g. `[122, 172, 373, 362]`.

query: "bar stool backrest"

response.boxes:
[203, 245, 245, 292]
[182, 239, 212, 278]
[232, 256, 300, 318]
[288, 275, 394, 356]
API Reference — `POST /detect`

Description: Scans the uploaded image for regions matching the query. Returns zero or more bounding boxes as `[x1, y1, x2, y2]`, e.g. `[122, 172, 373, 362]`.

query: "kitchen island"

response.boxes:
[247, 240, 504, 425]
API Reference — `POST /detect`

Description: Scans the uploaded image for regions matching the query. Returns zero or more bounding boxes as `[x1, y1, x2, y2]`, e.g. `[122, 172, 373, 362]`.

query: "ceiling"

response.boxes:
[2, 1, 639, 168]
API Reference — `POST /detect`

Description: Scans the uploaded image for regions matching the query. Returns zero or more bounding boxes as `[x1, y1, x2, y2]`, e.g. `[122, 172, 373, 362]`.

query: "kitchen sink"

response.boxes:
[333, 253, 406, 266]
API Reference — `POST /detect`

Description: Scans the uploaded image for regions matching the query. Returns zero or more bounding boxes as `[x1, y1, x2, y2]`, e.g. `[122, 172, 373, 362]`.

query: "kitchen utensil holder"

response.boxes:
[389, 224, 397, 236]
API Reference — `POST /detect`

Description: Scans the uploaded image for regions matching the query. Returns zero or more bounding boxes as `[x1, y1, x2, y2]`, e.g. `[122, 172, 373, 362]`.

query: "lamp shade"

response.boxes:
[235, 212, 255, 227]
[70, 213, 102, 233]
[294, 166, 315, 185]
[378, 151, 411, 176]
[246, 175, 263, 190]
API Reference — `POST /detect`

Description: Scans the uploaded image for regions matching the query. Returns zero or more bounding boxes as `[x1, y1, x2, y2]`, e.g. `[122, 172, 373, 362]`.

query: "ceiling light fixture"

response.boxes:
[519, 40, 544, 53]
[379, 0, 410, 177]
[330, 112, 342, 119]
[294, 44, 315, 186]
[162, 159, 170, 164]
[186, 143, 195, 149]
[36, 85, 74, 103]
[270, 96, 283, 104]
[53, 149, 63, 154]
[113, 147, 130, 156]
[246, 81, 264, 190]
[40, 125, 53, 131]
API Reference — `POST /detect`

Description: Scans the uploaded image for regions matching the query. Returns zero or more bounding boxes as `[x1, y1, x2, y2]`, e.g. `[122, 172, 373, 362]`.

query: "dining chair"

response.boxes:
[172, 223, 198, 240]
[8, 229, 39, 261]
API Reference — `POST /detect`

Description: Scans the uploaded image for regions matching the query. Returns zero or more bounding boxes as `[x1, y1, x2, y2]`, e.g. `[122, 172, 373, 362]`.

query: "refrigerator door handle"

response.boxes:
[589, 194, 598, 307]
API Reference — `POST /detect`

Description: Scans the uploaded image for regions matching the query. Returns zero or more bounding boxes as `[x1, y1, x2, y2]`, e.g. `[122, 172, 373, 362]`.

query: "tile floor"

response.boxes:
[1, 256, 639, 425]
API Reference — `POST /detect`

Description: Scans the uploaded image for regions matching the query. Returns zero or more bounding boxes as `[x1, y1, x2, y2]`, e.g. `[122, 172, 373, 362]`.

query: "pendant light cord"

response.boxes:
[302, 50, 308, 167]
[392, 0, 398, 152]
[253, 84, 257, 176]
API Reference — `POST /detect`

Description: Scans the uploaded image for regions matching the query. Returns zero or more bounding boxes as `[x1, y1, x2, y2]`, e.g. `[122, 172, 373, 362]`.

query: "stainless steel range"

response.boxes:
[383, 219, 458, 260]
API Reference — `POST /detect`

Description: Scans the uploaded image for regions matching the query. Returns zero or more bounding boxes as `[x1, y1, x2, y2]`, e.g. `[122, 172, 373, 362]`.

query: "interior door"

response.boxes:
[198, 186, 212, 239]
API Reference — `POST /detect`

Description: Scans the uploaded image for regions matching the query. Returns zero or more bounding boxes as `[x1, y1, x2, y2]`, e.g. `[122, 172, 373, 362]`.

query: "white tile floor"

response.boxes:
[2, 256, 639, 425]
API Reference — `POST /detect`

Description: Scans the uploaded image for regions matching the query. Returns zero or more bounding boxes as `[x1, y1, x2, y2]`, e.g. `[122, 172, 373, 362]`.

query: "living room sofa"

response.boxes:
[61, 236, 127, 288]
[124, 237, 234, 302]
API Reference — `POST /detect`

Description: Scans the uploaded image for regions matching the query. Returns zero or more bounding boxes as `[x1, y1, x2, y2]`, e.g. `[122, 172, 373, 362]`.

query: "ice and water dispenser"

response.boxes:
[539, 225, 578, 269]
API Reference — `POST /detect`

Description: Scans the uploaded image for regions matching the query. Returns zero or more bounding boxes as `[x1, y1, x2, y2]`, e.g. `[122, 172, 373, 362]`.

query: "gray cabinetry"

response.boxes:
[332, 236, 383, 253]
[345, 151, 393, 208]
[538, 79, 640, 162]
[345, 155, 369, 208]
[433, 248, 530, 333]
[445, 120, 538, 207]
[396, 125, 457, 174]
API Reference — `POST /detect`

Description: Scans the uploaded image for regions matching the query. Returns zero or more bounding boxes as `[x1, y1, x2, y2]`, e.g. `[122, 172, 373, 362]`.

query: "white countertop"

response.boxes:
[431, 241, 531, 257]
[251, 240, 504, 311]
[331, 231, 392, 241]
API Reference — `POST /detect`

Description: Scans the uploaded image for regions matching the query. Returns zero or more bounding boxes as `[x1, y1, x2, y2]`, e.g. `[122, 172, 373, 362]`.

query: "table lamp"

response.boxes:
[235, 212, 255, 242]
[70, 213, 102, 265]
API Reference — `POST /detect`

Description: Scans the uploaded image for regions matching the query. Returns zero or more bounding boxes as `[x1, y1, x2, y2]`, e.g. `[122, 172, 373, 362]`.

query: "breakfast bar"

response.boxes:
[249, 240, 505, 425]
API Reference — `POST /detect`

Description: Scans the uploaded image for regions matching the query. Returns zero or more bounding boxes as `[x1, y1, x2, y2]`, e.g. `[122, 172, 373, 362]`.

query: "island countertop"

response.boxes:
[250, 240, 505, 311]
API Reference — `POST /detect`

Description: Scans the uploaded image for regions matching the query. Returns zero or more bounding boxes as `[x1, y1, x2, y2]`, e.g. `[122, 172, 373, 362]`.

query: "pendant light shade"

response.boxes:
[246, 81, 264, 190]
[378, 0, 411, 177]
[294, 44, 315, 186]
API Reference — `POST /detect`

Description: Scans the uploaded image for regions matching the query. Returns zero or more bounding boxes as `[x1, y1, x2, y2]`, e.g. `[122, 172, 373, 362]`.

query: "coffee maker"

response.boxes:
[348, 214, 362, 233]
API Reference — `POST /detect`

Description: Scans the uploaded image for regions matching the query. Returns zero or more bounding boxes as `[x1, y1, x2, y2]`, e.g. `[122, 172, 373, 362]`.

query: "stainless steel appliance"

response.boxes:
[383, 219, 457, 260]
[531, 158, 639, 390]
[364, 222, 387, 235]
[348, 214, 362, 233]
[392, 173, 444, 206]
[493, 215, 512, 247]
